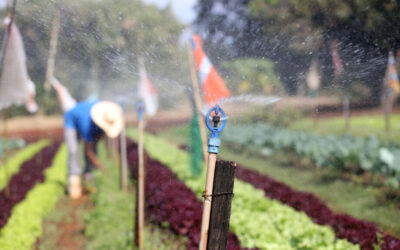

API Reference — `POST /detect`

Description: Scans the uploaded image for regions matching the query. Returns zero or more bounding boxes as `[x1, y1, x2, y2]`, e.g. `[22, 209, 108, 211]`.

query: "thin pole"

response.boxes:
[44, 10, 60, 91]
[113, 137, 120, 170]
[136, 118, 145, 249]
[199, 152, 217, 250]
[0, 0, 17, 73]
[187, 42, 208, 163]
[120, 126, 128, 192]
[2, 110, 10, 197]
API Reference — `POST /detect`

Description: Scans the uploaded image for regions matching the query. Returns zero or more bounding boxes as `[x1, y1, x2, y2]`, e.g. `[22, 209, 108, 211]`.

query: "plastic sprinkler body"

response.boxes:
[135, 101, 145, 121]
[205, 104, 227, 154]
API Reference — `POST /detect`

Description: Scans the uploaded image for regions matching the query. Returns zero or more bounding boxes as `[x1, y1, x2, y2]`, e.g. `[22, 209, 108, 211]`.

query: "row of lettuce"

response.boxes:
[86, 142, 189, 249]
[223, 124, 400, 188]
[127, 129, 359, 250]
[0, 141, 67, 249]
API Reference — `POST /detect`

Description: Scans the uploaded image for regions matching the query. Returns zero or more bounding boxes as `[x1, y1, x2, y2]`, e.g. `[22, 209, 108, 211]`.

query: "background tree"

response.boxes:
[194, 0, 400, 101]
[1, 0, 189, 115]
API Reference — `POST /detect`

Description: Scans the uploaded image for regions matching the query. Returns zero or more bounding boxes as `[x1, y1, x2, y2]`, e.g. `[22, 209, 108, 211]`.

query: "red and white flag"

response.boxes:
[191, 34, 230, 106]
[0, 17, 38, 112]
[138, 58, 158, 116]
[330, 40, 343, 77]
[386, 51, 400, 95]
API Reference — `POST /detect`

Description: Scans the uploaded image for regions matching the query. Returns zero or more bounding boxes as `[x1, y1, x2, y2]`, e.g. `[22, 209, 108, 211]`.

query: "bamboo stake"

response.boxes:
[187, 42, 208, 163]
[44, 11, 60, 91]
[113, 138, 120, 169]
[2, 110, 10, 197]
[0, 0, 17, 70]
[120, 125, 128, 192]
[199, 152, 217, 250]
[135, 117, 145, 249]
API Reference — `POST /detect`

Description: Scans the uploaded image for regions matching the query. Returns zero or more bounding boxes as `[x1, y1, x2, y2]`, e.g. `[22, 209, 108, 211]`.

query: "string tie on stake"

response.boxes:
[205, 104, 227, 154]
[202, 191, 234, 198]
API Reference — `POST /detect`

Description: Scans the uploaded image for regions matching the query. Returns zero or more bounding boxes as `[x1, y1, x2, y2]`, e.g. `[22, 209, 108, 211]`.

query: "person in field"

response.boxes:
[51, 78, 123, 199]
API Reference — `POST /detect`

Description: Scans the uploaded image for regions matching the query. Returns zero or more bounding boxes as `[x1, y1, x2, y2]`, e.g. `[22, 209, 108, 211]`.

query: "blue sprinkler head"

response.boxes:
[135, 101, 145, 121]
[205, 104, 227, 154]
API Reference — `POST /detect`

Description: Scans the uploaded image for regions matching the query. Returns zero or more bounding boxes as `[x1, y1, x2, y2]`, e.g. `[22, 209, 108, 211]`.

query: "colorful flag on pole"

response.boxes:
[190, 106, 203, 178]
[386, 51, 400, 96]
[330, 40, 343, 77]
[0, 17, 38, 112]
[306, 58, 320, 95]
[191, 34, 230, 106]
[138, 58, 158, 116]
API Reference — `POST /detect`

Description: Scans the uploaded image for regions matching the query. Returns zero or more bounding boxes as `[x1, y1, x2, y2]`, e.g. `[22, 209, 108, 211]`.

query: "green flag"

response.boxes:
[190, 108, 203, 178]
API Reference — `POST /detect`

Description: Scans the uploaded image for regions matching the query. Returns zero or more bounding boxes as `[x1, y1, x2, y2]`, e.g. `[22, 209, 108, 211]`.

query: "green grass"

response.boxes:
[158, 125, 400, 237]
[289, 114, 400, 144]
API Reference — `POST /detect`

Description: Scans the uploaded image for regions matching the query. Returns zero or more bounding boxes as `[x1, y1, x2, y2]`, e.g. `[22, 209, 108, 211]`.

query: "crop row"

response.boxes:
[0, 138, 26, 157]
[0, 140, 49, 191]
[126, 140, 242, 249]
[0, 144, 67, 249]
[0, 142, 60, 229]
[235, 165, 400, 249]
[223, 124, 400, 188]
[127, 130, 357, 250]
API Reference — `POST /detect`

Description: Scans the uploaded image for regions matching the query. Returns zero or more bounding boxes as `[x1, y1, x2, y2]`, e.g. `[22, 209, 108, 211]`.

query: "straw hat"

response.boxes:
[90, 101, 123, 138]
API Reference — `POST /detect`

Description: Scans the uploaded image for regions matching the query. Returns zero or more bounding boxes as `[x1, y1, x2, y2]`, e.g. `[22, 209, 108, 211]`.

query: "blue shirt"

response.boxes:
[64, 100, 103, 142]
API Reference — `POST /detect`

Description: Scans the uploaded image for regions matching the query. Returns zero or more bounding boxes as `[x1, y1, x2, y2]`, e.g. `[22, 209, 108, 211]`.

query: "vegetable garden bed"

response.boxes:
[126, 139, 242, 250]
[127, 129, 358, 250]
[224, 124, 400, 193]
[0, 143, 67, 249]
[0, 142, 60, 229]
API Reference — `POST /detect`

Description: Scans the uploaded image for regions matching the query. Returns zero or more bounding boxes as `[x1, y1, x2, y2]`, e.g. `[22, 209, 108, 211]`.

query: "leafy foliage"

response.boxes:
[0, 144, 67, 249]
[5, 0, 189, 115]
[235, 165, 400, 249]
[126, 140, 240, 249]
[85, 144, 135, 249]
[222, 58, 283, 94]
[0, 143, 60, 229]
[85, 142, 187, 249]
[0, 140, 49, 190]
[224, 124, 400, 188]
[127, 129, 358, 250]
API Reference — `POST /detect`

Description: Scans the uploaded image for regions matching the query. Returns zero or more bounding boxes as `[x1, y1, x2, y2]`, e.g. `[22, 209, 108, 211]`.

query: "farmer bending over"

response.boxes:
[64, 100, 123, 199]
[49, 78, 123, 199]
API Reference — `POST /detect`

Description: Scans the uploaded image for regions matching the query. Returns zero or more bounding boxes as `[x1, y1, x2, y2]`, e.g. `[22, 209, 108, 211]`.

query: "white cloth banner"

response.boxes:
[307, 58, 320, 90]
[138, 61, 158, 116]
[0, 18, 37, 112]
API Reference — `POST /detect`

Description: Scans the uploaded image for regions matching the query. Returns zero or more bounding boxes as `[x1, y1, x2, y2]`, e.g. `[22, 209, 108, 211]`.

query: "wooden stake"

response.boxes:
[343, 96, 350, 131]
[44, 11, 60, 91]
[2, 110, 10, 198]
[207, 160, 236, 249]
[112, 138, 120, 169]
[187, 42, 208, 163]
[199, 152, 217, 250]
[135, 119, 145, 249]
[120, 126, 128, 192]
[383, 93, 394, 133]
